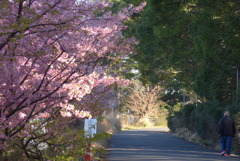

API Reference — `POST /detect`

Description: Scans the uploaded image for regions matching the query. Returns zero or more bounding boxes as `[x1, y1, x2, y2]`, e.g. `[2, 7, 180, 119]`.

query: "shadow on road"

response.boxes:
[107, 128, 239, 161]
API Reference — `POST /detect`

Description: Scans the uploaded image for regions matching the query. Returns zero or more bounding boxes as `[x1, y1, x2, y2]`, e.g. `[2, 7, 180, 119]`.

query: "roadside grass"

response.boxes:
[122, 125, 169, 131]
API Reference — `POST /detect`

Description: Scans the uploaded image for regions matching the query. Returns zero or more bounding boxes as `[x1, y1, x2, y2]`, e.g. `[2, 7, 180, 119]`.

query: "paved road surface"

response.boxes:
[107, 128, 239, 161]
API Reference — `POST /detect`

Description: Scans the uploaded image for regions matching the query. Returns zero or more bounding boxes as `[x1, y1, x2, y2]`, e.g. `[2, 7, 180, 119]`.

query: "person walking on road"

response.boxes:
[218, 110, 236, 157]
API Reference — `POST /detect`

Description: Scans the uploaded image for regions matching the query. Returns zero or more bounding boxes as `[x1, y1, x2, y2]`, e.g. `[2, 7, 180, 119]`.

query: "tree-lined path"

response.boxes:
[107, 128, 239, 161]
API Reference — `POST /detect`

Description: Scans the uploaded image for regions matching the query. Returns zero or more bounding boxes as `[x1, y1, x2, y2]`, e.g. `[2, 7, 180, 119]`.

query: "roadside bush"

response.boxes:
[182, 104, 195, 129]
[168, 101, 239, 150]
[156, 107, 169, 126]
[98, 109, 122, 134]
[94, 109, 121, 159]
[167, 103, 183, 132]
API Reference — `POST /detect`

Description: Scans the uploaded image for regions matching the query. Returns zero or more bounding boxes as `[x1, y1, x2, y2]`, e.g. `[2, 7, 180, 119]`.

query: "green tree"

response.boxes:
[120, 0, 240, 104]
[188, 1, 240, 103]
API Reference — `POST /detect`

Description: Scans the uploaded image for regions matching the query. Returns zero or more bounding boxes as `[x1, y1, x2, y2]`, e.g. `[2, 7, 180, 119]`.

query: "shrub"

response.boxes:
[168, 101, 240, 150]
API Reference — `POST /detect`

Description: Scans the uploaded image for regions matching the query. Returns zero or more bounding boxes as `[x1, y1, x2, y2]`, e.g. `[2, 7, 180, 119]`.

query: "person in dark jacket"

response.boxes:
[218, 110, 236, 157]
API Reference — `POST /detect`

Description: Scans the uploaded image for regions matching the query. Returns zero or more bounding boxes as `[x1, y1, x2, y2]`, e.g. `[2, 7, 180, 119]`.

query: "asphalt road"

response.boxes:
[107, 128, 239, 161]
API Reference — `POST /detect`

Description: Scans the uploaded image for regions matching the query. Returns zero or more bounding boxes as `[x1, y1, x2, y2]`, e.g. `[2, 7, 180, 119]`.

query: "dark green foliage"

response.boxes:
[118, 0, 240, 104]
[168, 101, 237, 147]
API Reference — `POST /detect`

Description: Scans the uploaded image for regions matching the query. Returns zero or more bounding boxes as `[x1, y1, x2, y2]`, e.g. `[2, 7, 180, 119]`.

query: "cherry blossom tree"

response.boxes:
[1, 85, 118, 160]
[0, 0, 146, 157]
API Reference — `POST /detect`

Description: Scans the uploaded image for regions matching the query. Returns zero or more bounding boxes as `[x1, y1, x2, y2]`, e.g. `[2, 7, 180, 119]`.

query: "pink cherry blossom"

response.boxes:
[18, 112, 27, 119]
[0, 0, 146, 151]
